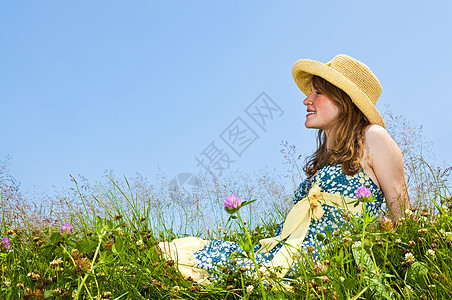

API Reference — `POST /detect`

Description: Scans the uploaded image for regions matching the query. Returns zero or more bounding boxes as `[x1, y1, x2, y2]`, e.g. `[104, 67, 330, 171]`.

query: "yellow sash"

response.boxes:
[257, 184, 363, 277]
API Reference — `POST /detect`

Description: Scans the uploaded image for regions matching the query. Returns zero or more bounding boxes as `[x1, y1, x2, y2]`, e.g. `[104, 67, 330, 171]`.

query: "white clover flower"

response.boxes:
[353, 241, 362, 248]
[136, 239, 143, 246]
[420, 216, 428, 223]
[405, 209, 413, 216]
[49, 258, 63, 267]
[405, 252, 415, 263]
[343, 231, 351, 237]
[445, 232, 452, 243]
[3, 280, 11, 287]
[441, 206, 449, 213]
[396, 238, 401, 243]
[173, 285, 180, 292]
[246, 285, 254, 294]
[426, 249, 436, 259]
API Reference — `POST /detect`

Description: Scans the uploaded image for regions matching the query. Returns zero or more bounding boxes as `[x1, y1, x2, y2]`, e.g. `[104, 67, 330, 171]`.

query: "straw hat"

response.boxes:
[292, 54, 385, 128]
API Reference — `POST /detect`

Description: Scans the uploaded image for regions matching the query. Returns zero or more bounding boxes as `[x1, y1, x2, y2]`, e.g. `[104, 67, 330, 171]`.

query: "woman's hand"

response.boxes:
[364, 125, 410, 222]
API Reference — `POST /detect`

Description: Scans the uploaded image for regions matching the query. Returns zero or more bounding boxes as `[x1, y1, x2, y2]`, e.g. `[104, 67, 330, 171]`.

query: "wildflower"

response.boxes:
[307, 245, 315, 253]
[408, 240, 416, 246]
[74, 257, 91, 274]
[356, 186, 371, 200]
[380, 216, 394, 232]
[246, 285, 254, 294]
[136, 239, 143, 246]
[3, 280, 11, 287]
[405, 209, 413, 217]
[117, 228, 123, 236]
[173, 285, 180, 292]
[49, 258, 63, 267]
[317, 286, 327, 294]
[1, 237, 11, 250]
[313, 260, 325, 275]
[224, 193, 242, 214]
[189, 285, 201, 292]
[60, 223, 73, 235]
[353, 241, 362, 248]
[320, 275, 329, 284]
[443, 231, 452, 242]
[27, 272, 41, 280]
[418, 228, 428, 234]
[166, 259, 175, 266]
[426, 249, 436, 260]
[404, 252, 415, 264]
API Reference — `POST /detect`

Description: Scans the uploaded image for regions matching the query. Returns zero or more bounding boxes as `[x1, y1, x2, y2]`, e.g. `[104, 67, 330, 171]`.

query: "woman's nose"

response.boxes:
[303, 94, 313, 105]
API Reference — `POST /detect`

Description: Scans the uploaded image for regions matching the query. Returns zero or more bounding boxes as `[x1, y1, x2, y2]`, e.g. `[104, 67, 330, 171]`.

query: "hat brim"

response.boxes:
[292, 59, 385, 128]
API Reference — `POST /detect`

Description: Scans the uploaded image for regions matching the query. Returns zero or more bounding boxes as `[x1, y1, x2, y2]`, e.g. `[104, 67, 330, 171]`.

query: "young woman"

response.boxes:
[159, 54, 410, 284]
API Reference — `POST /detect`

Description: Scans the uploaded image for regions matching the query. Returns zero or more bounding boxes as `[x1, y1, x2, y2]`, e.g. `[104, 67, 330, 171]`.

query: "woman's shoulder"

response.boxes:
[363, 124, 399, 153]
[364, 124, 391, 141]
[362, 124, 402, 167]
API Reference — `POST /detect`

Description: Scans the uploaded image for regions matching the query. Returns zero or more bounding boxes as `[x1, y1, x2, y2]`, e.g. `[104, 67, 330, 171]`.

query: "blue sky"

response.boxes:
[1, 1, 451, 193]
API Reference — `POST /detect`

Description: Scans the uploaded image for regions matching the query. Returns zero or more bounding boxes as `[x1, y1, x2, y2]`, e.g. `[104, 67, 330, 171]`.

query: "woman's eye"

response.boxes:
[316, 91, 322, 95]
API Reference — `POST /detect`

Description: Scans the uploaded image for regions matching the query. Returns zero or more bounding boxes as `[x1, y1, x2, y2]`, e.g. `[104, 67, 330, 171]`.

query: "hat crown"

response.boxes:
[328, 54, 382, 105]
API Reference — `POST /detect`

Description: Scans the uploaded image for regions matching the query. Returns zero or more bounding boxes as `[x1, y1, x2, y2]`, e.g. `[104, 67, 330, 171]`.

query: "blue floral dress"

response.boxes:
[193, 164, 384, 278]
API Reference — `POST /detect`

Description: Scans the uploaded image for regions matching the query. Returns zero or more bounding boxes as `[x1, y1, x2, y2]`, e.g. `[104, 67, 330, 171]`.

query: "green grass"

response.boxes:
[1, 170, 451, 299]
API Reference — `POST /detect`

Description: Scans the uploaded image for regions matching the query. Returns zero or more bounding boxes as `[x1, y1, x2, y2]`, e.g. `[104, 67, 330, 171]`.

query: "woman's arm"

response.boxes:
[364, 125, 410, 222]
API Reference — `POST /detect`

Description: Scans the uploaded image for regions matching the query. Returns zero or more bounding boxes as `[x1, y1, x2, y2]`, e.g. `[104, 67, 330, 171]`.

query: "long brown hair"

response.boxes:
[303, 75, 370, 177]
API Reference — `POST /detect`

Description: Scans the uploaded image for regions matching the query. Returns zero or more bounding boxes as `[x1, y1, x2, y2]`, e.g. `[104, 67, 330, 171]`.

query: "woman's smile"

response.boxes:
[303, 85, 340, 133]
[306, 108, 316, 117]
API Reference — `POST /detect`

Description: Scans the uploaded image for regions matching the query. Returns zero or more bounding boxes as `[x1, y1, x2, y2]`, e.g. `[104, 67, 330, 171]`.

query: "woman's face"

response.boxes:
[303, 84, 341, 133]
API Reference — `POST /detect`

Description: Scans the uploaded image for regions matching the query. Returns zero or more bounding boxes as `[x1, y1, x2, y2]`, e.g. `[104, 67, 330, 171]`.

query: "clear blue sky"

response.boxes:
[1, 1, 451, 193]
